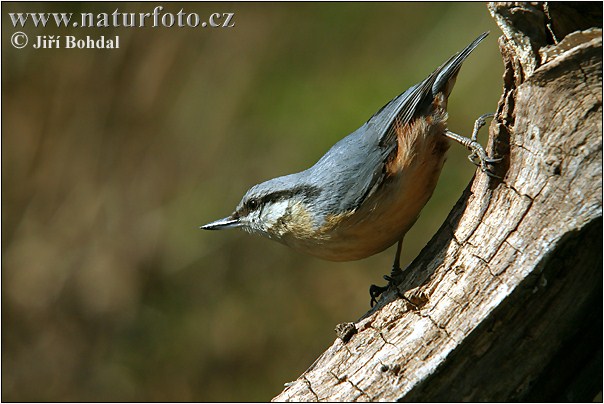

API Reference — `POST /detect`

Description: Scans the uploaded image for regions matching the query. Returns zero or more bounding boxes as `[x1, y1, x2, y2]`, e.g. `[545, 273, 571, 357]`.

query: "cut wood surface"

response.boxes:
[273, 3, 602, 402]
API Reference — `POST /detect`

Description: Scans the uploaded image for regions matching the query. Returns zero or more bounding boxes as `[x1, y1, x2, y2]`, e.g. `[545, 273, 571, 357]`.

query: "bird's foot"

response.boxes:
[468, 113, 502, 178]
[467, 141, 503, 178]
[369, 266, 404, 307]
[444, 113, 502, 179]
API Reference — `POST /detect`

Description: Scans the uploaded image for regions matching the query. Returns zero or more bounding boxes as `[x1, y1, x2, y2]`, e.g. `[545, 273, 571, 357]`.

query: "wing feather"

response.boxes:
[306, 33, 489, 219]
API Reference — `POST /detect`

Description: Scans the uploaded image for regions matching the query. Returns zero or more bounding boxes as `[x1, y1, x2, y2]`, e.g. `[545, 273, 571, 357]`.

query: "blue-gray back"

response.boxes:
[244, 33, 488, 224]
[302, 32, 488, 219]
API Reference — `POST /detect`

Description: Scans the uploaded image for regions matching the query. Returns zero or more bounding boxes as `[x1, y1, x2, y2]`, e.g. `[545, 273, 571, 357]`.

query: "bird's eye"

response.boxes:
[247, 199, 259, 210]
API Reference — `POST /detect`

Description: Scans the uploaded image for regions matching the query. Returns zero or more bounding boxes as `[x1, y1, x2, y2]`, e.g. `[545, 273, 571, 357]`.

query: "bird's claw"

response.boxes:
[471, 113, 495, 141]
[445, 113, 502, 179]
[467, 141, 502, 179]
[369, 284, 388, 307]
[369, 266, 404, 307]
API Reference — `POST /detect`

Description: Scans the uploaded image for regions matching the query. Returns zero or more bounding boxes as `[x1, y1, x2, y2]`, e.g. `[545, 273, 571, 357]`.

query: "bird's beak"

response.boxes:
[199, 216, 241, 230]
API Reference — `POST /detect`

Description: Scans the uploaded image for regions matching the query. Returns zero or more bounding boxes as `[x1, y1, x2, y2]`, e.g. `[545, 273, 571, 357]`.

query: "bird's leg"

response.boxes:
[369, 238, 404, 307]
[443, 113, 502, 178]
[386, 238, 404, 281]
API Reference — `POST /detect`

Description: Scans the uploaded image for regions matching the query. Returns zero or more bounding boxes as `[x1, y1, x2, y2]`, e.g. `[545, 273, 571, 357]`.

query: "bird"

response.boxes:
[201, 32, 499, 305]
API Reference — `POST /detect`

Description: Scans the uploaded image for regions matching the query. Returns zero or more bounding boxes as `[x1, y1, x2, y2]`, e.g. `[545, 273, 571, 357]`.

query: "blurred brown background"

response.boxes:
[2, 2, 502, 401]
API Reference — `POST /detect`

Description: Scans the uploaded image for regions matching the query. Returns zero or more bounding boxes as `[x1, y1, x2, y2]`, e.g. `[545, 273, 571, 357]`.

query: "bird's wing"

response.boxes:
[370, 32, 489, 151]
[310, 33, 488, 215]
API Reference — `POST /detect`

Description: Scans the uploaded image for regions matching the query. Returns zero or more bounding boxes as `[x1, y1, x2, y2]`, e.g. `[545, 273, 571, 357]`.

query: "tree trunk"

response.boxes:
[273, 3, 602, 402]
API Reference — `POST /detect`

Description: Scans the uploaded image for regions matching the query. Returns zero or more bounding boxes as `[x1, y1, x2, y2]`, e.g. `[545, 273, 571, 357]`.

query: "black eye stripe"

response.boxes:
[240, 185, 320, 216]
[261, 185, 321, 206]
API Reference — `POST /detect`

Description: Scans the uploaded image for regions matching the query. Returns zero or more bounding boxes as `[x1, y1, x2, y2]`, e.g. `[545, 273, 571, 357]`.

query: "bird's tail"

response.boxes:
[365, 32, 489, 142]
[431, 31, 489, 97]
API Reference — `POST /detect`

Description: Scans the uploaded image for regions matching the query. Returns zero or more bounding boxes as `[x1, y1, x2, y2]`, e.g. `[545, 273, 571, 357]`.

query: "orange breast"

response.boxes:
[282, 112, 450, 261]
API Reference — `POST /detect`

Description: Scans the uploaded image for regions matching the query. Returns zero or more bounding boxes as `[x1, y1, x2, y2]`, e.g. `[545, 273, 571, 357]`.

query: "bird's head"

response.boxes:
[201, 175, 321, 241]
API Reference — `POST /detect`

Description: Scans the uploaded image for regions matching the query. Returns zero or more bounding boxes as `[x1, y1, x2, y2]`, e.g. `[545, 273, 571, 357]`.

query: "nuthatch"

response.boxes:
[202, 32, 499, 304]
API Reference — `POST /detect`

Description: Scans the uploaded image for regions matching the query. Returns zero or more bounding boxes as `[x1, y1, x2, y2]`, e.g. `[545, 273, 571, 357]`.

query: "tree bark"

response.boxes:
[273, 3, 602, 402]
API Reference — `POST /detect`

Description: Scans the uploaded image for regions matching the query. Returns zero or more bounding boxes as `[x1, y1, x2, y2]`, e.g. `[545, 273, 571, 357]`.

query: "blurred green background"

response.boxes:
[2, 2, 502, 401]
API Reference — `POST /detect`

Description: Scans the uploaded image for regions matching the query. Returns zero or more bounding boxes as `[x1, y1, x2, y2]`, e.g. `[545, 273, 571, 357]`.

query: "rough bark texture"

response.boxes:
[273, 3, 602, 402]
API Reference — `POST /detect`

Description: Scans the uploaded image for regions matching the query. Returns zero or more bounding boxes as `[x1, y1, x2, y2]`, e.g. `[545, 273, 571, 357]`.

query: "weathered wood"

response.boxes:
[273, 3, 602, 402]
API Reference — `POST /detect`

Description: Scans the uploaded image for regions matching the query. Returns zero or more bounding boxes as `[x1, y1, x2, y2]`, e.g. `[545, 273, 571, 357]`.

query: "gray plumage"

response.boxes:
[236, 32, 488, 228]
